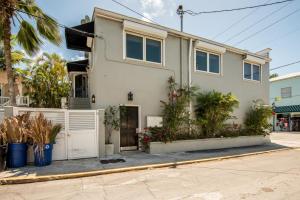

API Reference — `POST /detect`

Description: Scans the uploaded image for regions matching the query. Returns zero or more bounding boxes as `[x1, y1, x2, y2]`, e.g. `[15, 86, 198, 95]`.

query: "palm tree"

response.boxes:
[0, 0, 61, 105]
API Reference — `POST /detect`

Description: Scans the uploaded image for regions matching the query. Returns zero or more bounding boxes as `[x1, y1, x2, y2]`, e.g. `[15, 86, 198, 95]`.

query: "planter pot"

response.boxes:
[33, 144, 53, 167]
[7, 143, 28, 168]
[0, 145, 7, 171]
[105, 144, 114, 156]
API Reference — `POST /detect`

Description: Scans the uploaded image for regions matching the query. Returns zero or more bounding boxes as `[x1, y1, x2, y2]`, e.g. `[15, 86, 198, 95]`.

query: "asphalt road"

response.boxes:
[1, 133, 300, 200]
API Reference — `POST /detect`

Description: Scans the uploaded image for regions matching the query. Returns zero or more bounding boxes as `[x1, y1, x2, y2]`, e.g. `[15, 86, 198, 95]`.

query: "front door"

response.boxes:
[74, 74, 88, 98]
[120, 106, 139, 150]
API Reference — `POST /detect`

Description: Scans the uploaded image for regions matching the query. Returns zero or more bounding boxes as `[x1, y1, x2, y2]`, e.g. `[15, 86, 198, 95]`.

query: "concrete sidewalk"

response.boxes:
[0, 143, 288, 180]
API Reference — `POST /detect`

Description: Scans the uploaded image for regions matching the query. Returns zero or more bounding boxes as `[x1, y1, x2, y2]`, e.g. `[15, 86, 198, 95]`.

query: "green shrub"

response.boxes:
[195, 90, 239, 137]
[160, 77, 197, 141]
[244, 100, 273, 136]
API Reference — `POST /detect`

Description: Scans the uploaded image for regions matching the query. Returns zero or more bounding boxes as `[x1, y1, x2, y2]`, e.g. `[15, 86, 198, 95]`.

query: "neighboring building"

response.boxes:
[270, 72, 300, 132]
[0, 69, 29, 107]
[65, 8, 271, 152]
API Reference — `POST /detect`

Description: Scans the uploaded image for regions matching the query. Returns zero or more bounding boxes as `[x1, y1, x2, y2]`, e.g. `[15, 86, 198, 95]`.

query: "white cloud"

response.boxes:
[139, 0, 176, 22]
[70, 54, 85, 61]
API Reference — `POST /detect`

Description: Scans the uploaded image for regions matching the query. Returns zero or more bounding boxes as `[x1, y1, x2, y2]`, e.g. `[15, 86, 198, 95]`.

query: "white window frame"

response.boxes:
[281, 87, 292, 98]
[194, 49, 222, 75]
[243, 61, 262, 83]
[123, 31, 164, 66]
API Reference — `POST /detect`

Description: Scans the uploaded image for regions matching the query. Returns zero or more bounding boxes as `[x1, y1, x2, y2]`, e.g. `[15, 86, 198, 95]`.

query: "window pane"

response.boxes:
[209, 54, 220, 73]
[146, 38, 161, 63]
[253, 65, 260, 81]
[281, 87, 292, 98]
[126, 34, 143, 60]
[196, 51, 207, 71]
[244, 63, 251, 79]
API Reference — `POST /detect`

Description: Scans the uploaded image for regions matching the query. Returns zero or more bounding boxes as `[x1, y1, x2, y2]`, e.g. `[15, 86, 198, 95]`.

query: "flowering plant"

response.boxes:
[139, 128, 152, 151]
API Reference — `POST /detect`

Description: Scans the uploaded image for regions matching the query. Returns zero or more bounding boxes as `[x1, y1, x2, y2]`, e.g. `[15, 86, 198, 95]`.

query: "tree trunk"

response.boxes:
[3, 15, 16, 105]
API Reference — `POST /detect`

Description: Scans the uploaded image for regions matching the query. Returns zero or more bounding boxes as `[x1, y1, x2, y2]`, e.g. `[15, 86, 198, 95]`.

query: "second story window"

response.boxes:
[195, 50, 220, 74]
[125, 33, 162, 64]
[243, 62, 261, 81]
[281, 87, 292, 98]
[126, 34, 143, 60]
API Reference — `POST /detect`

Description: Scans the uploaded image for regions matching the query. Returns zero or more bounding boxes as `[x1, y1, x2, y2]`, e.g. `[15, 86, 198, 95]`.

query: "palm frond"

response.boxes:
[16, 21, 43, 55]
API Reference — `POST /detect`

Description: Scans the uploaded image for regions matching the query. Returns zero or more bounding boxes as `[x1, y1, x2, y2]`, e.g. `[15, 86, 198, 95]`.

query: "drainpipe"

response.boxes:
[188, 38, 193, 132]
[180, 38, 183, 87]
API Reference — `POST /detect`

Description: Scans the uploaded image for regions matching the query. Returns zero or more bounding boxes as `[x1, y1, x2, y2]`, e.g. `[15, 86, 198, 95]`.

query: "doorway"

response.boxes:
[74, 74, 88, 98]
[120, 106, 139, 150]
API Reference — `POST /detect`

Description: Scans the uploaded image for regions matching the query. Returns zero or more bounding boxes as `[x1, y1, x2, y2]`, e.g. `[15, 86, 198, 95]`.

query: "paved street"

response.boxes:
[0, 133, 299, 200]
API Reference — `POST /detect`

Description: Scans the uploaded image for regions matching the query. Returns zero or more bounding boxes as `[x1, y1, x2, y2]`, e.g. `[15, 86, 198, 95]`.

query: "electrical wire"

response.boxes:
[224, 1, 291, 43]
[234, 8, 300, 46]
[212, 0, 272, 40]
[185, 0, 294, 15]
[270, 60, 300, 71]
[13, 7, 102, 39]
[110, 0, 158, 24]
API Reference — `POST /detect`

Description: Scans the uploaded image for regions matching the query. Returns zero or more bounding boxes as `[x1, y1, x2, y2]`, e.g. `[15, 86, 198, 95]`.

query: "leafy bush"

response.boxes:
[160, 76, 197, 141]
[104, 106, 120, 144]
[244, 100, 273, 136]
[195, 90, 239, 137]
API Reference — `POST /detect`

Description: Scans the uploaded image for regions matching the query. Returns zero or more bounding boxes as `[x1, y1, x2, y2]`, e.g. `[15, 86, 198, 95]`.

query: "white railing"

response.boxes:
[0, 97, 10, 107]
[16, 96, 30, 107]
[0, 96, 30, 107]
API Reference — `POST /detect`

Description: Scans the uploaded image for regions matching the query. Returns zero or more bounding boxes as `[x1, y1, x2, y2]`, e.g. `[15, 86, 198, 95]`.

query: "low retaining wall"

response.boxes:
[149, 135, 271, 154]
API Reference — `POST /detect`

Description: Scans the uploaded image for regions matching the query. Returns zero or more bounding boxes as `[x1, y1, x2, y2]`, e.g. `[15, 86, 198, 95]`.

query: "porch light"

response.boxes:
[92, 94, 95, 103]
[128, 92, 133, 101]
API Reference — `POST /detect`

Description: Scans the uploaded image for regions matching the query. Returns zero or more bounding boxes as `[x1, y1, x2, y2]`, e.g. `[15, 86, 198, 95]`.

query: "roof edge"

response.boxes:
[93, 7, 271, 62]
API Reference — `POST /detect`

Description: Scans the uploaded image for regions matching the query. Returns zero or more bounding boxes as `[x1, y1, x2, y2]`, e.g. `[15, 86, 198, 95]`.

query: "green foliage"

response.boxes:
[104, 106, 120, 144]
[160, 76, 197, 142]
[22, 53, 70, 108]
[269, 73, 278, 79]
[244, 100, 273, 136]
[195, 90, 239, 137]
[0, 0, 61, 55]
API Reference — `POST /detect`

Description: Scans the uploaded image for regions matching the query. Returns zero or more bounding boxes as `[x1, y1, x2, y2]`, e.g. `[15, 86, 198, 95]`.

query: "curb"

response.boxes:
[0, 147, 294, 185]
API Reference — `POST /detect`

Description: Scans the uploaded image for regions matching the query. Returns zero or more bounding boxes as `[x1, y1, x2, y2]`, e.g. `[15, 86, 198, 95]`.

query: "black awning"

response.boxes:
[65, 22, 94, 52]
[67, 59, 88, 72]
[275, 105, 300, 113]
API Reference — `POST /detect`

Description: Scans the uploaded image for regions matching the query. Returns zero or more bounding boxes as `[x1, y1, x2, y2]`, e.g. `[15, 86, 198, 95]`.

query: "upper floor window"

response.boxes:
[125, 33, 162, 64]
[281, 87, 292, 98]
[243, 62, 261, 81]
[195, 50, 220, 74]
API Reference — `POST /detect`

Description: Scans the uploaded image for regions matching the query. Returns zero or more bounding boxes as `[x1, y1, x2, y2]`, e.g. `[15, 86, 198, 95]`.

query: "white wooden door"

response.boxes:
[67, 110, 98, 159]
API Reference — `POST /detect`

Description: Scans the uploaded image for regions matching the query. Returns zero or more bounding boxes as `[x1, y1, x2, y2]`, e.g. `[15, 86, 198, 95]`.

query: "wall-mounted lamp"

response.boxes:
[92, 94, 95, 103]
[128, 92, 133, 101]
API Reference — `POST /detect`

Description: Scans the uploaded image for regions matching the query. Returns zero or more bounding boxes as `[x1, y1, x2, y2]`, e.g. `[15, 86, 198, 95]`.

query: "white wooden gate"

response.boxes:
[14, 108, 99, 160]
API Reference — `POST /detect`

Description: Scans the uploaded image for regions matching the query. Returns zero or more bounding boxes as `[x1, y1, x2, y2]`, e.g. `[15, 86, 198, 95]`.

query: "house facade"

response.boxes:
[66, 8, 271, 153]
[270, 72, 300, 132]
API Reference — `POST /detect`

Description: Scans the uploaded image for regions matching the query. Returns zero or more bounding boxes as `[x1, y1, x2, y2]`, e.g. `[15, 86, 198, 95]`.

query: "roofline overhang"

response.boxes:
[93, 7, 271, 63]
[67, 59, 88, 72]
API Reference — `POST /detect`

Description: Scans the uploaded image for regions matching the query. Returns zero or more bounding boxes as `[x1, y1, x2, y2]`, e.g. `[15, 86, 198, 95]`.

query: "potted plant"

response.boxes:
[0, 114, 30, 168]
[0, 133, 7, 171]
[104, 106, 120, 156]
[29, 113, 62, 167]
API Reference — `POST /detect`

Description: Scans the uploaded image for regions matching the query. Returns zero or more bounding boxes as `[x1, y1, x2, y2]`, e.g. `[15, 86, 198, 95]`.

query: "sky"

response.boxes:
[15, 0, 300, 76]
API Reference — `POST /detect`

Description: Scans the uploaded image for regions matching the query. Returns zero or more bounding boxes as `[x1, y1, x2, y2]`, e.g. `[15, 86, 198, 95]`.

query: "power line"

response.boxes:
[234, 8, 300, 46]
[110, 0, 157, 24]
[13, 7, 102, 39]
[224, 1, 291, 43]
[254, 26, 300, 50]
[212, 0, 272, 40]
[270, 60, 300, 71]
[185, 0, 294, 15]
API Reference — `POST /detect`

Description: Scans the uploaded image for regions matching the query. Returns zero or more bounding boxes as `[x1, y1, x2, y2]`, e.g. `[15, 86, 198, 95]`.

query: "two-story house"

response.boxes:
[65, 8, 271, 153]
[270, 72, 300, 132]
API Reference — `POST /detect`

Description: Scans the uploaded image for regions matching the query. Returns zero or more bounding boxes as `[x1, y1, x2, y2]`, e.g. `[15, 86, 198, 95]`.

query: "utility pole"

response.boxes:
[176, 5, 184, 32]
[176, 5, 184, 87]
